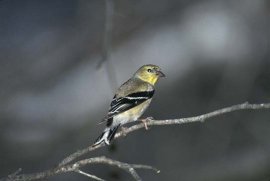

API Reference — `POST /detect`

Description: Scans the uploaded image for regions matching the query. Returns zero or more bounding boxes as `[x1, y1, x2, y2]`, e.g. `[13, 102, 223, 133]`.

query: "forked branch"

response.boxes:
[2, 102, 270, 181]
[3, 157, 159, 181]
[59, 102, 270, 166]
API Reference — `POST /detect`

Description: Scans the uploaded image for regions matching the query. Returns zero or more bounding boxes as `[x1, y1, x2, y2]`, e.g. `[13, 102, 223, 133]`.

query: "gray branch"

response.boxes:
[3, 156, 159, 181]
[59, 102, 270, 166]
[2, 102, 270, 181]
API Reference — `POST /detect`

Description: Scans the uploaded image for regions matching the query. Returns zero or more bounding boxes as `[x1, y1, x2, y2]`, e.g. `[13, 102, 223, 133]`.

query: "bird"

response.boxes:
[92, 64, 165, 146]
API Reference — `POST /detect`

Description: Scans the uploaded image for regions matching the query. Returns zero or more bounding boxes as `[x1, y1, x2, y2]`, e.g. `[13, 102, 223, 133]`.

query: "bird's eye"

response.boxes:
[147, 69, 152, 73]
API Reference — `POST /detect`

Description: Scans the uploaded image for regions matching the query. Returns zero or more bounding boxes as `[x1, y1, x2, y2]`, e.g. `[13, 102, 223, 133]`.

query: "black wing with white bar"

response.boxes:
[107, 90, 155, 118]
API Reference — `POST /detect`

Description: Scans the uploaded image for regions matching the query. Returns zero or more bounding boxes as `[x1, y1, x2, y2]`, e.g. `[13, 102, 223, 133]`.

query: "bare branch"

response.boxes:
[1, 102, 269, 181]
[115, 102, 270, 135]
[4, 157, 158, 181]
[59, 102, 270, 166]
[7, 168, 22, 180]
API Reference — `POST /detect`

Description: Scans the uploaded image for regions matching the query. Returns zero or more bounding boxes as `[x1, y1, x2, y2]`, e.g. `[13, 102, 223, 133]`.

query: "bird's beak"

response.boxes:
[157, 70, 166, 77]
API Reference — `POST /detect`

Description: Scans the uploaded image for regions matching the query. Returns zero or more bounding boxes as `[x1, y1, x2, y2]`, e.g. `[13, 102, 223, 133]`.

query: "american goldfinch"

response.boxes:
[93, 64, 165, 146]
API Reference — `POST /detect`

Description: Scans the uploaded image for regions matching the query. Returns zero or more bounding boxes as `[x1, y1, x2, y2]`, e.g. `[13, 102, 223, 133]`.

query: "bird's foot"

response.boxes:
[141, 117, 154, 130]
[121, 126, 128, 137]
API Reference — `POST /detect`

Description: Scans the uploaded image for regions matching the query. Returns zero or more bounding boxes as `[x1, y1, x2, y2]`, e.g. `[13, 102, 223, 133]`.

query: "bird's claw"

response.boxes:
[146, 116, 154, 120]
[141, 117, 154, 130]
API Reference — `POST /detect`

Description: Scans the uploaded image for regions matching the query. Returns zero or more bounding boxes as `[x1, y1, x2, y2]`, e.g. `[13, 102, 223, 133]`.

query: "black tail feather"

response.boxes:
[92, 125, 120, 146]
[108, 125, 120, 142]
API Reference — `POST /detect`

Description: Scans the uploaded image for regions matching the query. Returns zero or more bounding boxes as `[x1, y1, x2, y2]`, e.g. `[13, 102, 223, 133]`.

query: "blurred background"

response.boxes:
[1, 0, 270, 180]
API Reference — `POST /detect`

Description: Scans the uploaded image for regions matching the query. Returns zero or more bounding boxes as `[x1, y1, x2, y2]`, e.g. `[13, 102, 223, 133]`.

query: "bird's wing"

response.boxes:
[107, 90, 155, 118]
[99, 78, 154, 125]
[98, 90, 155, 125]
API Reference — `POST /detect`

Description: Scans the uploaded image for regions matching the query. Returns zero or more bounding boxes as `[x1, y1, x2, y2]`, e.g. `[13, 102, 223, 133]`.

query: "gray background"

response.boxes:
[0, 0, 270, 180]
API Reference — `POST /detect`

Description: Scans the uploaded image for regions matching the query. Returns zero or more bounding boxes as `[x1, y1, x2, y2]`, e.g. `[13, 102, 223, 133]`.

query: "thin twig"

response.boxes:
[59, 102, 270, 166]
[75, 169, 105, 181]
[7, 168, 22, 180]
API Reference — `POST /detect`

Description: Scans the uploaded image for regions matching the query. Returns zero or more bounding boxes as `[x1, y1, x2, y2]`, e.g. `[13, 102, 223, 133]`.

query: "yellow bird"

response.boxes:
[93, 64, 165, 146]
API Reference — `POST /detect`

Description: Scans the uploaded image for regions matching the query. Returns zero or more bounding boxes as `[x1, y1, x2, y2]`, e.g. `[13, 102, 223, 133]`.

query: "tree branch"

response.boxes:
[59, 102, 270, 166]
[3, 156, 159, 181]
[2, 102, 270, 181]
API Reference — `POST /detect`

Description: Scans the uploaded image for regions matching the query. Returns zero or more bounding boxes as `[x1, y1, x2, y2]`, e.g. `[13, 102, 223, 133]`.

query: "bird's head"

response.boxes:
[134, 64, 165, 85]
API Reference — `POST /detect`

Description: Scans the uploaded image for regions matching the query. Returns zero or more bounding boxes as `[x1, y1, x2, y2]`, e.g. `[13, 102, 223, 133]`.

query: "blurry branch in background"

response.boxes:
[97, 0, 118, 91]
[99, 0, 113, 67]
[2, 102, 270, 181]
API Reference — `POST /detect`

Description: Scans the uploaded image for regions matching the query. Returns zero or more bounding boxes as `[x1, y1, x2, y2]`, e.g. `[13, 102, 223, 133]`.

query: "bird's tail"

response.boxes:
[92, 125, 120, 146]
